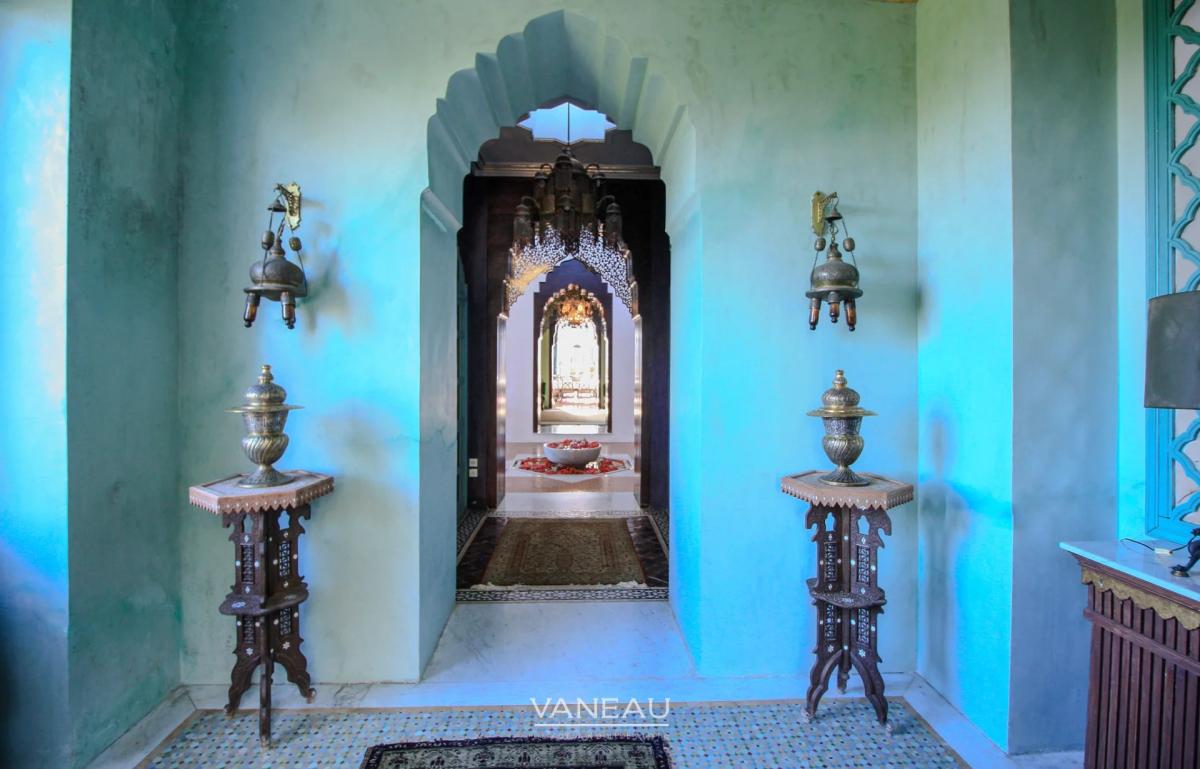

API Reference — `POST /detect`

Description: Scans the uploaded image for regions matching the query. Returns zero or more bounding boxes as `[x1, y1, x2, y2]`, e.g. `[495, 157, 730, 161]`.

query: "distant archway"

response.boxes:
[538, 282, 610, 432]
[416, 9, 700, 667]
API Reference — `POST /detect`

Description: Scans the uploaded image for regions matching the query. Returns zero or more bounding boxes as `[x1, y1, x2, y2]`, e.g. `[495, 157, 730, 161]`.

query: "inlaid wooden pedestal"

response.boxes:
[189, 471, 334, 746]
[782, 471, 913, 727]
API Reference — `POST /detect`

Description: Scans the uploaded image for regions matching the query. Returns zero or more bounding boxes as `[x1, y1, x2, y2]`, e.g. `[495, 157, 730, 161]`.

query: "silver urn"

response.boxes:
[806, 370, 876, 486]
[227, 364, 302, 488]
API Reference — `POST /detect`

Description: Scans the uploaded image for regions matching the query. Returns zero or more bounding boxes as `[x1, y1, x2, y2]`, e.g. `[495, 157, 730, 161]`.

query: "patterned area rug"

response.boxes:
[457, 515, 668, 601]
[140, 700, 964, 768]
[360, 735, 670, 768]
[480, 518, 645, 586]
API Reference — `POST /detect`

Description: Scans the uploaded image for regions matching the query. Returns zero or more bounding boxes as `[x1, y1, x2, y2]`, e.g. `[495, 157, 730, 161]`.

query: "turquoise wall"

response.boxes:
[65, 0, 184, 765]
[0, 2, 71, 765]
[2, 0, 1140, 758]
[916, 0, 1015, 750]
[1008, 0, 1117, 753]
[176, 0, 920, 684]
[918, 0, 1121, 752]
[1117, 0, 1148, 540]
[2, 0, 1132, 758]
[665, 5, 919, 675]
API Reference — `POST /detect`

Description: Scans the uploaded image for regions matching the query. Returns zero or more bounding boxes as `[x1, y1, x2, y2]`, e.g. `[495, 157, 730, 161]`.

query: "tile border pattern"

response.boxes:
[648, 508, 669, 554]
[456, 508, 490, 558]
[133, 697, 966, 769]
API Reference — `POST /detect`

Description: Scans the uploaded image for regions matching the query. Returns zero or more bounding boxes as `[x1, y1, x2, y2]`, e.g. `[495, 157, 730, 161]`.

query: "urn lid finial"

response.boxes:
[806, 369, 876, 418]
[227, 364, 303, 414]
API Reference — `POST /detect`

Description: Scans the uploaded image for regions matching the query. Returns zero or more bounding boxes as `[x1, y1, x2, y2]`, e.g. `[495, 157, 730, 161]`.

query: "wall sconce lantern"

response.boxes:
[244, 183, 307, 329]
[806, 191, 862, 331]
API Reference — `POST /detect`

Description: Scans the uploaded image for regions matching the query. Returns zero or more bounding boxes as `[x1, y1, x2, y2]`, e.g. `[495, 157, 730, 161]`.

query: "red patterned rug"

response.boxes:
[516, 455, 629, 475]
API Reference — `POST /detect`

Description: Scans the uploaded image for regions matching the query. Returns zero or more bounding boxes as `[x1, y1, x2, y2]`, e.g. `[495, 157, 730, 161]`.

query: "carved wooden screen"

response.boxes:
[1147, 0, 1200, 537]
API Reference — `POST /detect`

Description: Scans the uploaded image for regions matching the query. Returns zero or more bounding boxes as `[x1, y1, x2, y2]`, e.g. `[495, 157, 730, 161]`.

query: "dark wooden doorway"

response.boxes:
[458, 127, 670, 512]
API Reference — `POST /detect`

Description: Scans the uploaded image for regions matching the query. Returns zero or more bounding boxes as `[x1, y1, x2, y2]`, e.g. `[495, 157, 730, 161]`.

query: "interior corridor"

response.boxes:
[455, 439, 668, 601]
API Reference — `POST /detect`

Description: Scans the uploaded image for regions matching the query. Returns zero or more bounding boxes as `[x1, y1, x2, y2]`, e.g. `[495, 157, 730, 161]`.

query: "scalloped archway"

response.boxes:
[540, 283, 610, 427]
[415, 9, 700, 665]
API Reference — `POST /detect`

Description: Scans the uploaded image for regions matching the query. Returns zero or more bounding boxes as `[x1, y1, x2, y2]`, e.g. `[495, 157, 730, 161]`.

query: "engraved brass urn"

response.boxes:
[807, 370, 876, 486]
[227, 365, 302, 488]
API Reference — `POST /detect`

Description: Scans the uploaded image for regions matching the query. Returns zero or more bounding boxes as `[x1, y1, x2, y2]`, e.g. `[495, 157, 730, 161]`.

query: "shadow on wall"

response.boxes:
[0, 540, 69, 766]
[918, 413, 968, 689]
[293, 203, 356, 336]
[918, 405, 1016, 749]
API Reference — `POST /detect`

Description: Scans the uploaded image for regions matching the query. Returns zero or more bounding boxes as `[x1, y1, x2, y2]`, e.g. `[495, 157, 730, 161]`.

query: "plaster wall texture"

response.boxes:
[1116, 0, 1148, 541]
[175, 0, 919, 685]
[1008, 0, 1118, 753]
[916, 0, 1016, 751]
[64, 1, 185, 765]
[505, 271, 637, 444]
[0, 3, 71, 765]
[0, 0, 1152, 761]
[918, 0, 1122, 753]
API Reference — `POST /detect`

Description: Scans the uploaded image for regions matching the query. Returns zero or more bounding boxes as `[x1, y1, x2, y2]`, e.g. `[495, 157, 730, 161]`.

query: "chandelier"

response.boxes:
[505, 145, 637, 315]
[558, 285, 594, 327]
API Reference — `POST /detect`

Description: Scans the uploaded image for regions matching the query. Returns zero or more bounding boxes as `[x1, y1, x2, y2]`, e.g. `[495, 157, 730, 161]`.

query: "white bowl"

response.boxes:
[543, 443, 602, 467]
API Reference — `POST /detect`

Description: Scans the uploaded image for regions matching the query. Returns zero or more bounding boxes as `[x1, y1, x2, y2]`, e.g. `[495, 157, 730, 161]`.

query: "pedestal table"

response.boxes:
[189, 470, 334, 746]
[781, 470, 913, 726]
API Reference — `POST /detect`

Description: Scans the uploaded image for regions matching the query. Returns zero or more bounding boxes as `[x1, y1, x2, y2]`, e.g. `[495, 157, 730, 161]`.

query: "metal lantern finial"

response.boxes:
[244, 183, 308, 330]
[806, 192, 862, 331]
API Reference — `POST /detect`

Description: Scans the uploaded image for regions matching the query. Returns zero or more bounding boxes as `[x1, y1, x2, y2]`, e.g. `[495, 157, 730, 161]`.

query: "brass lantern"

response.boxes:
[244, 183, 307, 329]
[806, 192, 862, 331]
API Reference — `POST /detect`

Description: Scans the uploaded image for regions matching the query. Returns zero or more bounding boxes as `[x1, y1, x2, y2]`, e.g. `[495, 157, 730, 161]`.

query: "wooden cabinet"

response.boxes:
[1064, 543, 1200, 769]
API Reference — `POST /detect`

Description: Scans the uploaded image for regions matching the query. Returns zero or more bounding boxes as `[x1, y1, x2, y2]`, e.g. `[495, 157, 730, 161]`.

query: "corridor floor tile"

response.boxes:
[142, 700, 964, 768]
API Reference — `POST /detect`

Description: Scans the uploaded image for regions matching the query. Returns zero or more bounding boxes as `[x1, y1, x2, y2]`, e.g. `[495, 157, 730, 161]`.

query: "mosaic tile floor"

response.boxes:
[142, 700, 963, 768]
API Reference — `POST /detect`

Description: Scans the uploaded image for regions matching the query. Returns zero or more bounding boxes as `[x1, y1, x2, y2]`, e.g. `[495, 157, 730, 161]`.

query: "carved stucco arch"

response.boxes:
[416, 10, 700, 662]
[419, 9, 699, 253]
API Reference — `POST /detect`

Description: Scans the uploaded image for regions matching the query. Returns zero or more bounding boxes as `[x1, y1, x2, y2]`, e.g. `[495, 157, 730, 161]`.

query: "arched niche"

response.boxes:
[536, 275, 611, 433]
[416, 9, 700, 666]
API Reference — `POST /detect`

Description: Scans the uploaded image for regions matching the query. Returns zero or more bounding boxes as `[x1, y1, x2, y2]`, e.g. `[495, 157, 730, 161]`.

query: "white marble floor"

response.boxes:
[91, 600, 1082, 769]
[494, 490, 642, 513]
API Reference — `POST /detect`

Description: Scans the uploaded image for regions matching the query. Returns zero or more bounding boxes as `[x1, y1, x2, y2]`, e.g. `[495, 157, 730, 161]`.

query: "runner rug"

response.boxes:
[478, 518, 646, 587]
[360, 735, 671, 768]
